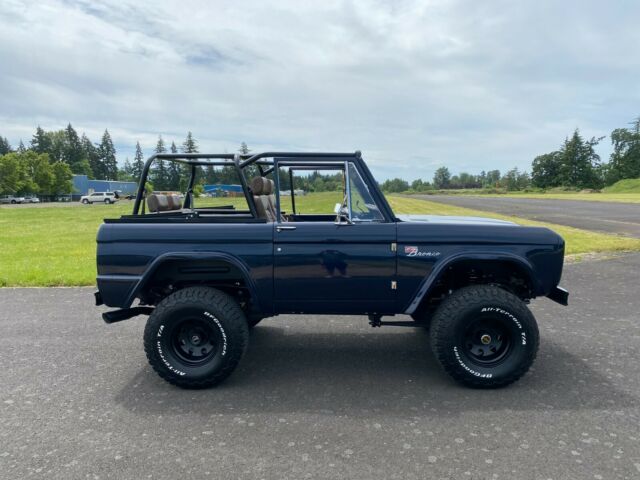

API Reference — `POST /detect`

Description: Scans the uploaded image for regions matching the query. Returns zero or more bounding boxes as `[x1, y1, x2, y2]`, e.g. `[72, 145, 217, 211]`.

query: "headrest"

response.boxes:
[268, 179, 275, 195]
[147, 193, 168, 212]
[167, 194, 182, 210]
[250, 177, 272, 195]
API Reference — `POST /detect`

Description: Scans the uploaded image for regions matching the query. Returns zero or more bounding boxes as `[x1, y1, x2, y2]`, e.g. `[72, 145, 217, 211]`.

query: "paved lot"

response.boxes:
[419, 195, 640, 237]
[1, 255, 640, 479]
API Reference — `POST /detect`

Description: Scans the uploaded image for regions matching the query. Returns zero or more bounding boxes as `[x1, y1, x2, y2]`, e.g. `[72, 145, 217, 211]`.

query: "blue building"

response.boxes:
[203, 184, 244, 196]
[72, 175, 137, 200]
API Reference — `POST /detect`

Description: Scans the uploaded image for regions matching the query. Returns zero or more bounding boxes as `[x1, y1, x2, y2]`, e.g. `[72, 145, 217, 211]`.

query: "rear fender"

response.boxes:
[125, 251, 260, 311]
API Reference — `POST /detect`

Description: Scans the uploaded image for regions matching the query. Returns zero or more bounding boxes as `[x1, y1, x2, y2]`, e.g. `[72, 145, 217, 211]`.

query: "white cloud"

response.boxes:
[1, 0, 639, 179]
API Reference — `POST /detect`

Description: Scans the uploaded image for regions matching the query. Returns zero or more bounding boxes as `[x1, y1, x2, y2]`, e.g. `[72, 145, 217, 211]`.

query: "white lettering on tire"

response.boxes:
[480, 306, 527, 345]
[203, 311, 227, 356]
[156, 324, 186, 376]
[453, 346, 493, 378]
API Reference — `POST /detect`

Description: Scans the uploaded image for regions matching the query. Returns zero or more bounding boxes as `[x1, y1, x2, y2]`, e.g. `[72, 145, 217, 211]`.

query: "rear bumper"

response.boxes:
[547, 286, 569, 306]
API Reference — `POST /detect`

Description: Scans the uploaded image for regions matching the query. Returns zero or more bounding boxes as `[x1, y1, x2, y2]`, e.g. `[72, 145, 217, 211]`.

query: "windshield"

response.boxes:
[348, 162, 384, 222]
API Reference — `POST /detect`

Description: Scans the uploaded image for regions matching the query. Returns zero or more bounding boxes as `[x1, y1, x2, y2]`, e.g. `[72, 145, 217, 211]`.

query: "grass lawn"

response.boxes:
[2, 192, 639, 286]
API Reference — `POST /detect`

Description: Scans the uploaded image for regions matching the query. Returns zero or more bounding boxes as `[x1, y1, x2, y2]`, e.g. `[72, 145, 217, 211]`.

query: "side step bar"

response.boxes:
[102, 306, 154, 324]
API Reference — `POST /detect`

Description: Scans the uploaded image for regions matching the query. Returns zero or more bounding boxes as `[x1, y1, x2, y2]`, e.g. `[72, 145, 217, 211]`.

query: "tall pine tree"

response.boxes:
[153, 135, 168, 190]
[167, 141, 181, 191]
[64, 123, 86, 174]
[98, 129, 118, 180]
[81, 133, 99, 179]
[0, 136, 11, 155]
[131, 141, 145, 181]
[31, 126, 51, 154]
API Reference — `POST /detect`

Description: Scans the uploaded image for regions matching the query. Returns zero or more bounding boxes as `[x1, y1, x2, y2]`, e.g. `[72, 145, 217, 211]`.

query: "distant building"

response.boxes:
[203, 184, 244, 197]
[72, 175, 137, 200]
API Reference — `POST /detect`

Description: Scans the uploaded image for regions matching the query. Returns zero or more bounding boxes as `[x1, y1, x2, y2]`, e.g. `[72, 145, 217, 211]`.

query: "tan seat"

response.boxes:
[147, 193, 182, 213]
[250, 177, 275, 222]
[167, 194, 183, 210]
[147, 193, 168, 212]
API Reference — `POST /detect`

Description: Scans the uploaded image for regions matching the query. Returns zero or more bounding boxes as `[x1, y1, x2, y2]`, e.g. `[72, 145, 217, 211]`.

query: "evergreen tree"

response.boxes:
[81, 133, 99, 179]
[17, 140, 26, 153]
[181, 132, 199, 191]
[64, 123, 86, 173]
[182, 131, 199, 153]
[131, 141, 145, 181]
[557, 130, 603, 189]
[31, 126, 51, 154]
[153, 135, 168, 190]
[0, 136, 11, 155]
[98, 129, 118, 180]
[120, 157, 133, 181]
[167, 141, 181, 190]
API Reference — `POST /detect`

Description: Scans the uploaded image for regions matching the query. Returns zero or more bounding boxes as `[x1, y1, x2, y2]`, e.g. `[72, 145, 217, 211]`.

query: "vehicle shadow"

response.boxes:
[114, 323, 638, 417]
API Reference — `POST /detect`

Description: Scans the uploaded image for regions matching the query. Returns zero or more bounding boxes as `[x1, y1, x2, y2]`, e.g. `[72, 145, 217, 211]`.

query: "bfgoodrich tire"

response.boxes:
[430, 285, 539, 388]
[143, 287, 249, 389]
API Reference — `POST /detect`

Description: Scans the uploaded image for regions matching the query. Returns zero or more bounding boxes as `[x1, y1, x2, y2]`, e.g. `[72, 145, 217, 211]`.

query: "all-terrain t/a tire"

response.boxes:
[143, 286, 249, 389]
[430, 285, 539, 388]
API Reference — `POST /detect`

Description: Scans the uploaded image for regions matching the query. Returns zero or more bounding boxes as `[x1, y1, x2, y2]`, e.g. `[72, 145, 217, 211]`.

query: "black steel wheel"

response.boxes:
[430, 285, 539, 388]
[144, 287, 249, 389]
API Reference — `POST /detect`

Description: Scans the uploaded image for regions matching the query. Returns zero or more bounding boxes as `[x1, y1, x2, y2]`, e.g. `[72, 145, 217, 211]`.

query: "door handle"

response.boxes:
[276, 225, 297, 232]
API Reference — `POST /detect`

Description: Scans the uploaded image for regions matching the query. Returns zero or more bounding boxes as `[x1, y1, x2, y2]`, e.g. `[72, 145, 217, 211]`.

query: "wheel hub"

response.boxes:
[463, 317, 512, 365]
[171, 319, 218, 364]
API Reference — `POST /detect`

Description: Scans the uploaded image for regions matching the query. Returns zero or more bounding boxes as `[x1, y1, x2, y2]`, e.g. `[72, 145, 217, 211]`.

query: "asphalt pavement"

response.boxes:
[1, 254, 640, 479]
[417, 195, 640, 237]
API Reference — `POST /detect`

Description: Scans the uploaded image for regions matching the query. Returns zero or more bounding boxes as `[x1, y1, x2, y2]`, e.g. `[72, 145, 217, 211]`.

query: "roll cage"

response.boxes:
[132, 151, 396, 222]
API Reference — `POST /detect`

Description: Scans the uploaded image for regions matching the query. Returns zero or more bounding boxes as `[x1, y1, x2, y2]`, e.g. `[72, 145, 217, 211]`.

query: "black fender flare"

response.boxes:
[124, 251, 261, 312]
[403, 252, 539, 315]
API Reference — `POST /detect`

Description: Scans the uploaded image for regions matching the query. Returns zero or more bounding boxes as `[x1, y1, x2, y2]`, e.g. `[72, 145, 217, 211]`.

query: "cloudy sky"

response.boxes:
[1, 0, 639, 181]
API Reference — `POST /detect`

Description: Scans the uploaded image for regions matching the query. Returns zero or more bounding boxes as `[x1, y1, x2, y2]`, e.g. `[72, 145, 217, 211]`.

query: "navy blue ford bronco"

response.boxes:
[95, 151, 568, 389]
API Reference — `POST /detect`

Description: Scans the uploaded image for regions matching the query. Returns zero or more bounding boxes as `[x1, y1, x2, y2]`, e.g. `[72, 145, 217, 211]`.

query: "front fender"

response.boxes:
[403, 252, 539, 315]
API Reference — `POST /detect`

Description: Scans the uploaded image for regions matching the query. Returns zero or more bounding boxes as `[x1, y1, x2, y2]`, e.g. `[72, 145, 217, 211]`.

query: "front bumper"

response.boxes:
[547, 286, 569, 306]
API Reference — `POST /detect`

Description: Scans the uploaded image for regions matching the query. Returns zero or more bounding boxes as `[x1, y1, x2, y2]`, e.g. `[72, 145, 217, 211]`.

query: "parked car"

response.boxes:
[95, 151, 568, 390]
[80, 192, 118, 204]
[23, 196, 40, 203]
[0, 195, 25, 204]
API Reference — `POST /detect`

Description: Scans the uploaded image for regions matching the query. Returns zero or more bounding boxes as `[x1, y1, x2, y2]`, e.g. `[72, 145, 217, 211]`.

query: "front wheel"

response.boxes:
[143, 287, 249, 389]
[430, 285, 539, 388]
[82, 199, 89, 204]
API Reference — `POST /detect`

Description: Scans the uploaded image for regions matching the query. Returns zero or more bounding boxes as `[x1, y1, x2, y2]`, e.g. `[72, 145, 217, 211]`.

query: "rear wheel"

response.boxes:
[144, 287, 249, 389]
[10, 200, 16, 204]
[430, 285, 539, 388]
[104, 198, 111, 204]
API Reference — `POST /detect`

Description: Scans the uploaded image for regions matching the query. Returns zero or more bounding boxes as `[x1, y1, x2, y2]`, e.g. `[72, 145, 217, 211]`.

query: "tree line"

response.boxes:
[3, 115, 639, 197]
[381, 116, 640, 193]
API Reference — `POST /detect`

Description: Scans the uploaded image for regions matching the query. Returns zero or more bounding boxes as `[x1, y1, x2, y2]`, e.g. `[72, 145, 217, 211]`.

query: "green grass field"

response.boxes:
[1, 192, 639, 286]
[410, 178, 640, 203]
